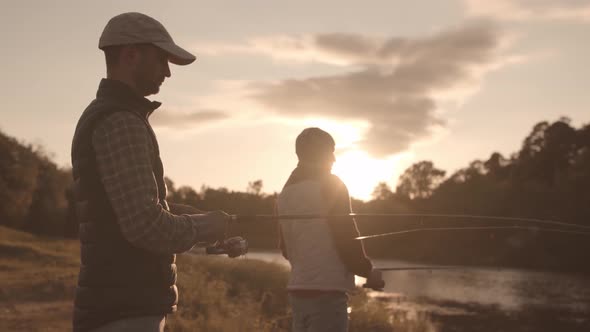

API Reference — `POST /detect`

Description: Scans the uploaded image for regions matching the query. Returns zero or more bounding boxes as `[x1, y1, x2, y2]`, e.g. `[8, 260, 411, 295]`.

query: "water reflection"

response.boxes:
[243, 251, 590, 331]
[369, 258, 590, 313]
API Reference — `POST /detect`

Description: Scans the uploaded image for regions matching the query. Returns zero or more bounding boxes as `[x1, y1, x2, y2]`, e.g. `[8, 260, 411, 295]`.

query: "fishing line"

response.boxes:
[230, 213, 590, 231]
[355, 225, 590, 240]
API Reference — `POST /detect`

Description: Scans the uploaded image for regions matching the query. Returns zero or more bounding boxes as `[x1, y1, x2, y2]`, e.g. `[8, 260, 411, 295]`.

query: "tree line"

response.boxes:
[1, 118, 588, 272]
[357, 117, 590, 272]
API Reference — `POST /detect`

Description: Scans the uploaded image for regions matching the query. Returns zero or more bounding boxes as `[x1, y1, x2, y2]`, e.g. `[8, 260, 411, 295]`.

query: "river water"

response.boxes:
[243, 250, 590, 331]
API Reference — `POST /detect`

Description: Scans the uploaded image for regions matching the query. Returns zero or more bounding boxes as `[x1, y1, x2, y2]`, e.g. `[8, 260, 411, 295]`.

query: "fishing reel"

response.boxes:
[362, 280, 385, 291]
[206, 236, 248, 258]
[362, 269, 386, 291]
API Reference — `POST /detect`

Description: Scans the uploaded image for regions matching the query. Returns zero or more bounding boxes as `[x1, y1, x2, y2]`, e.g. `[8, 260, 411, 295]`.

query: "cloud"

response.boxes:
[242, 22, 512, 157]
[150, 109, 228, 129]
[464, 0, 590, 21]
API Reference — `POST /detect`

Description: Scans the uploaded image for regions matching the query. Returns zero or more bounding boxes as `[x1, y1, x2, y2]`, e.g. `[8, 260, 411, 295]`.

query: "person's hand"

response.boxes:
[363, 269, 385, 291]
[224, 236, 248, 258]
[204, 210, 230, 241]
[206, 236, 248, 258]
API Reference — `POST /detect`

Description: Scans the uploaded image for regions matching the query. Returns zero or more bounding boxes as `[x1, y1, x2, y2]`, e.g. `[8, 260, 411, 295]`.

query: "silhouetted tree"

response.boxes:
[371, 182, 394, 201]
[0, 131, 41, 229]
[247, 179, 264, 196]
[24, 160, 72, 235]
[396, 161, 446, 199]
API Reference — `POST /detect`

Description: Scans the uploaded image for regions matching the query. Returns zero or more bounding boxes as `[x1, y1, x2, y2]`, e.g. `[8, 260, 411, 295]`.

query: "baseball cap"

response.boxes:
[98, 12, 196, 66]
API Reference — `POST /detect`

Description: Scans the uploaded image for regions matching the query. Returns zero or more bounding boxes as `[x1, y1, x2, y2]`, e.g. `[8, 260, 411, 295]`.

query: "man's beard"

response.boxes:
[133, 69, 160, 96]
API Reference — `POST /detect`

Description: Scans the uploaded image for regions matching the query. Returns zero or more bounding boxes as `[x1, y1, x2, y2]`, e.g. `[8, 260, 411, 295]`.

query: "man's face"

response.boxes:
[130, 44, 171, 96]
[327, 152, 336, 170]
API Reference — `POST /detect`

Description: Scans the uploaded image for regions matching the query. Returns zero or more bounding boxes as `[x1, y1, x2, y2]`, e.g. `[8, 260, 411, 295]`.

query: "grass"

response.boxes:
[0, 226, 79, 331]
[0, 226, 397, 331]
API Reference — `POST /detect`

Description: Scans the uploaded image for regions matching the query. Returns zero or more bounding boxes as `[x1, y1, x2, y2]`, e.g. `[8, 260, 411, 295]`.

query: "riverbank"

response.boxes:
[244, 250, 590, 332]
[4, 225, 588, 331]
[0, 226, 396, 331]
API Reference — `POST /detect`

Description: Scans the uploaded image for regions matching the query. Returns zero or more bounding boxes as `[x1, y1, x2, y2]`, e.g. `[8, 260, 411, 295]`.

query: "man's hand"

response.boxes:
[192, 210, 231, 245]
[223, 236, 248, 258]
[204, 210, 230, 241]
[206, 236, 248, 258]
[363, 269, 385, 291]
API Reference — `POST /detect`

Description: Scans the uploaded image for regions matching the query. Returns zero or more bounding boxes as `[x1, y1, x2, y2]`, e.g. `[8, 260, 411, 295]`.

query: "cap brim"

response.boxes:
[153, 41, 196, 66]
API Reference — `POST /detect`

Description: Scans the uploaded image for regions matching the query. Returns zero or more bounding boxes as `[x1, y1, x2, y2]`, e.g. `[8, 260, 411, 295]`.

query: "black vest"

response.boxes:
[71, 79, 177, 332]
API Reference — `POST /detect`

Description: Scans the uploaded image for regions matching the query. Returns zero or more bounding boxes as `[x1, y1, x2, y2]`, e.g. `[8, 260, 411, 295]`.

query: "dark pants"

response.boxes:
[289, 293, 349, 332]
[90, 315, 166, 332]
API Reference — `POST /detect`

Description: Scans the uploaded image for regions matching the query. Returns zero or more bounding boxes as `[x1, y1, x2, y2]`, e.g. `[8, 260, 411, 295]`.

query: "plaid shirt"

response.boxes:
[92, 110, 218, 254]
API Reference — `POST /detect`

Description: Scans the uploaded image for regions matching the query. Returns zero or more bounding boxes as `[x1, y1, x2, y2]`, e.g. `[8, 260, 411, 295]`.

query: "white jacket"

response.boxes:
[278, 179, 355, 292]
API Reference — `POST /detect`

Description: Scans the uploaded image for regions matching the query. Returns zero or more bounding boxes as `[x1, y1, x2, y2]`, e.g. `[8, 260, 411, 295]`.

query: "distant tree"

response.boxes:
[0, 131, 40, 229]
[371, 182, 394, 200]
[164, 177, 202, 207]
[520, 121, 550, 158]
[24, 160, 72, 235]
[484, 152, 511, 179]
[175, 186, 201, 207]
[448, 160, 486, 184]
[247, 179, 263, 196]
[517, 118, 577, 184]
[164, 177, 176, 194]
[396, 161, 446, 199]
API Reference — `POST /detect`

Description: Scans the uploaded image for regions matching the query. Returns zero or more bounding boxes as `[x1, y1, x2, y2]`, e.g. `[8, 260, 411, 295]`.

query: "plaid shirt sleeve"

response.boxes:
[92, 112, 219, 254]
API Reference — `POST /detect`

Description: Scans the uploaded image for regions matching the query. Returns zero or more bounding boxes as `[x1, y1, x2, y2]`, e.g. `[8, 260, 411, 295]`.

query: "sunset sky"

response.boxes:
[3, 0, 590, 200]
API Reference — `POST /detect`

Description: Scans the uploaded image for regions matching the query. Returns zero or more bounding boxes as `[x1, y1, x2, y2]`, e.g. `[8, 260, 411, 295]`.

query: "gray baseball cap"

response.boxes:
[99, 12, 196, 66]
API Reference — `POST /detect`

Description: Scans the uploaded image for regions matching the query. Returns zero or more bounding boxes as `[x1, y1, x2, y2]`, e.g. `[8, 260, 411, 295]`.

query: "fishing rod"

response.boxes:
[229, 213, 590, 231]
[225, 214, 590, 282]
[361, 265, 492, 290]
[355, 225, 590, 240]
[215, 214, 590, 292]
[353, 226, 590, 278]
[374, 266, 461, 272]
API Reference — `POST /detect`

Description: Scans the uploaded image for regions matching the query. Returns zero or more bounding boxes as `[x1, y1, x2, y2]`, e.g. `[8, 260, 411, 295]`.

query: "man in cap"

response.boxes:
[71, 12, 232, 331]
[277, 127, 385, 332]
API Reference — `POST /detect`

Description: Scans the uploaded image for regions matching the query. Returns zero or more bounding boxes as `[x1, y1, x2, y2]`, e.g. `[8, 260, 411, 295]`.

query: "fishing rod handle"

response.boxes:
[362, 283, 384, 291]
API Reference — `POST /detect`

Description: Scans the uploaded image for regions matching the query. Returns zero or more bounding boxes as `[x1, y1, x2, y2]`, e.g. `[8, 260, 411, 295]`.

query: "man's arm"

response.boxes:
[323, 176, 373, 278]
[273, 199, 289, 259]
[93, 112, 225, 254]
[168, 203, 206, 215]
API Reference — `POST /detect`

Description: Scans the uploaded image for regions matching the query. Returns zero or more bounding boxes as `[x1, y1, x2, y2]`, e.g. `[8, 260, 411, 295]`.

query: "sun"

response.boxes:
[332, 150, 405, 201]
[299, 118, 410, 200]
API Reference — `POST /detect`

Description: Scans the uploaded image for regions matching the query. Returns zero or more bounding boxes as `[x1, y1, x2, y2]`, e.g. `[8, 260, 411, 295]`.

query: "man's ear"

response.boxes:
[120, 45, 141, 67]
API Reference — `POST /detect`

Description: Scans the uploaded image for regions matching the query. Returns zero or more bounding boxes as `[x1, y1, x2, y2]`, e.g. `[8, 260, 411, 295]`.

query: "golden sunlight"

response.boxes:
[300, 118, 412, 200]
[332, 150, 407, 201]
[301, 118, 367, 148]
